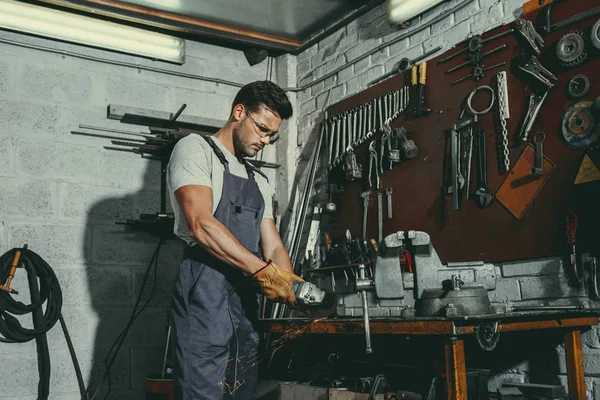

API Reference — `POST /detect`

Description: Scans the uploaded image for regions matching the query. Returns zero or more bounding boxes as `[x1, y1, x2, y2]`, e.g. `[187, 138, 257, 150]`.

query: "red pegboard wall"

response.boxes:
[324, 0, 600, 263]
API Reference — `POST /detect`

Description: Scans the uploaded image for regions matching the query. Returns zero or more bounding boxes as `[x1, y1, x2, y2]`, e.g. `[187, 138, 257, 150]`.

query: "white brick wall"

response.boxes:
[288, 1, 600, 398]
[0, 28, 271, 399]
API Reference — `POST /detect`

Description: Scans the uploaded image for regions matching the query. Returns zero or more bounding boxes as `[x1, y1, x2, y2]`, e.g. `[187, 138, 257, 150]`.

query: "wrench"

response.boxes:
[450, 127, 461, 210]
[334, 117, 341, 167]
[327, 118, 334, 169]
[464, 126, 474, 200]
[530, 132, 545, 177]
[360, 191, 371, 240]
[377, 97, 384, 131]
[475, 129, 493, 208]
[377, 192, 383, 243]
[385, 188, 393, 219]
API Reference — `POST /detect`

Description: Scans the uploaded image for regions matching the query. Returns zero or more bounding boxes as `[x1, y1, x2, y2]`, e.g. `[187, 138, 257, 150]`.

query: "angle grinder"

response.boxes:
[292, 281, 338, 318]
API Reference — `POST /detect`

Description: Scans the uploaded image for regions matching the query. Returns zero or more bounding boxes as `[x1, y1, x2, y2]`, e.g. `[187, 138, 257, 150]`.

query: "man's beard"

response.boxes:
[233, 126, 260, 158]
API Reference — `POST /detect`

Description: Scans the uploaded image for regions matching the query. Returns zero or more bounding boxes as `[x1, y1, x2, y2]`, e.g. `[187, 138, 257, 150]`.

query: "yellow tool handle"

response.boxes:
[0, 250, 22, 293]
[411, 65, 418, 85]
[323, 233, 332, 252]
[419, 62, 427, 85]
[369, 238, 379, 253]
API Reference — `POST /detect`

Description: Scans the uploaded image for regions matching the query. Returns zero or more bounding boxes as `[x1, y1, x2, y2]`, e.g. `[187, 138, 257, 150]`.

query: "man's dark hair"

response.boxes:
[232, 80, 293, 120]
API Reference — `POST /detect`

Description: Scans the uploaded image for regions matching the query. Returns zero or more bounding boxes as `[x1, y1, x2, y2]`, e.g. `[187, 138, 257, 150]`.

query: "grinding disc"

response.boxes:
[561, 100, 599, 149]
[556, 31, 587, 67]
[304, 289, 338, 318]
[592, 19, 600, 50]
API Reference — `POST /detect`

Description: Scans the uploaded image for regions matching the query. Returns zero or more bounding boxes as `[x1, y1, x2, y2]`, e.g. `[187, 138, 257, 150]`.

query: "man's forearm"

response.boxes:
[268, 246, 294, 274]
[190, 216, 265, 274]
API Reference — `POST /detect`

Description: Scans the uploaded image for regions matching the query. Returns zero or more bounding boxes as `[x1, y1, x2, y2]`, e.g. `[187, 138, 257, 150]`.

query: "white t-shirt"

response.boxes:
[167, 134, 274, 246]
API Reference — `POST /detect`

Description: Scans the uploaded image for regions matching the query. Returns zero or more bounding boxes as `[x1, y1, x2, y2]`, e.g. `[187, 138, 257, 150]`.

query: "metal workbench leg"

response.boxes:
[444, 337, 467, 400]
[564, 330, 586, 400]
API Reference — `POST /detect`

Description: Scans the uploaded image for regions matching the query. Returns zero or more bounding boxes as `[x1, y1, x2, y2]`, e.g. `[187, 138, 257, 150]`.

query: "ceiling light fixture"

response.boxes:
[0, 0, 185, 64]
[386, 0, 446, 25]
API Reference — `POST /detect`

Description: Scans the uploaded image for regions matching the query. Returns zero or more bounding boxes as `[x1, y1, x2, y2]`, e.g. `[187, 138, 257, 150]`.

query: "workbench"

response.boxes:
[267, 312, 600, 400]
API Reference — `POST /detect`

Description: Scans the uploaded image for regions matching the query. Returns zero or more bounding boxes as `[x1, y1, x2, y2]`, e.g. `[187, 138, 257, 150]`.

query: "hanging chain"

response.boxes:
[496, 71, 510, 173]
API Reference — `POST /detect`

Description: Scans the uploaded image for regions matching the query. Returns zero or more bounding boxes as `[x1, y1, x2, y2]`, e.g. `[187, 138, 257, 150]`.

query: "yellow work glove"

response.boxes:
[252, 260, 304, 305]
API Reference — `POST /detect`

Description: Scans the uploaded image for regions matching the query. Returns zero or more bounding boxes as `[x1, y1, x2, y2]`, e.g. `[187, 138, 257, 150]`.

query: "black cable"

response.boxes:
[0, 247, 87, 399]
[87, 238, 163, 400]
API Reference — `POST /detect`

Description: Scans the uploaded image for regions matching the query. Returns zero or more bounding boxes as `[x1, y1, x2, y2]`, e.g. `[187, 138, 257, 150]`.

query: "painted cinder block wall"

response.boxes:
[0, 29, 293, 399]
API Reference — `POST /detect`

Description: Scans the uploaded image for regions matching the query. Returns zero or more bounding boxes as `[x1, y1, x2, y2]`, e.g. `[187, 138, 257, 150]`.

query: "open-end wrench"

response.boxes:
[530, 132, 545, 177]
[327, 118, 334, 169]
[475, 129, 493, 208]
[383, 93, 389, 123]
[334, 117, 341, 167]
[377, 97, 384, 131]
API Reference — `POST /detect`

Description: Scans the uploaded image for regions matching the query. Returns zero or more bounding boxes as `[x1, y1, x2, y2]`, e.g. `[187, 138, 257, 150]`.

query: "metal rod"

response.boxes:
[71, 130, 146, 143]
[369, 45, 442, 86]
[110, 140, 162, 150]
[550, 5, 600, 32]
[170, 104, 187, 122]
[79, 124, 150, 138]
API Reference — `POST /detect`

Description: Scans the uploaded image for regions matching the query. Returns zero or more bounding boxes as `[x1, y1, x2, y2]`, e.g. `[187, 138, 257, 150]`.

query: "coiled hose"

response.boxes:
[0, 246, 86, 399]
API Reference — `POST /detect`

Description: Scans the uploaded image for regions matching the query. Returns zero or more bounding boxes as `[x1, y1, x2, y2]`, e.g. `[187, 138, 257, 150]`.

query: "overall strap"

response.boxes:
[243, 160, 269, 183]
[202, 135, 229, 173]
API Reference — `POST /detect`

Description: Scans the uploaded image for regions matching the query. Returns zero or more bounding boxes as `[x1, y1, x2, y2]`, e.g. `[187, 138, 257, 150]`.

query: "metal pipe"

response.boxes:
[288, 0, 475, 92]
[295, 0, 385, 54]
[0, 37, 246, 88]
[0, 0, 474, 93]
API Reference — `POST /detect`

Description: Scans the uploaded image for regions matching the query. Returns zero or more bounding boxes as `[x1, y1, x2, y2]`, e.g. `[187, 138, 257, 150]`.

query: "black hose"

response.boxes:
[0, 246, 86, 399]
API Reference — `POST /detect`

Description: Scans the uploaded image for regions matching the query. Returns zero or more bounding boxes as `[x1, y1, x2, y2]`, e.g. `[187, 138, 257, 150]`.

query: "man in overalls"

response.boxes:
[167, 81, 303, 399]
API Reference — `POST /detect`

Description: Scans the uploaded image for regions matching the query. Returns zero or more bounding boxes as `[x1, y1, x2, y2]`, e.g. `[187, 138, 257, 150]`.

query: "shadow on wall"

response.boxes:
[279, 112, 327, 267]
[82, 156, 181, 399]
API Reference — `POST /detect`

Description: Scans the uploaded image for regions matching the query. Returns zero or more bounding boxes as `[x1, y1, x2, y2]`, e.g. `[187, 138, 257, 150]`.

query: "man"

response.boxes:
[167, 80, 304, 400]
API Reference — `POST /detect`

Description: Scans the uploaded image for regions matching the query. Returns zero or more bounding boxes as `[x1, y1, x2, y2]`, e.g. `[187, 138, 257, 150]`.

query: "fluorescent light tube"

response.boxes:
[0, 0, 185, 63]
[387, 0, 446, 25]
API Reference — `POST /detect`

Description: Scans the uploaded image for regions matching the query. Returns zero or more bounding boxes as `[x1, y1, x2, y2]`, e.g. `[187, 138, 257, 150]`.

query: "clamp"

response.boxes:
[515, 17, 544, 54]
[517, 55, 557, 89]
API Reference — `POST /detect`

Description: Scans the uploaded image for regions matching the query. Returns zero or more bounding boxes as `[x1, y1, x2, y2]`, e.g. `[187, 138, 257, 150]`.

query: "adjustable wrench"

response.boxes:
[475, 129, 493, 208]
[530, 132, 545, 177]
